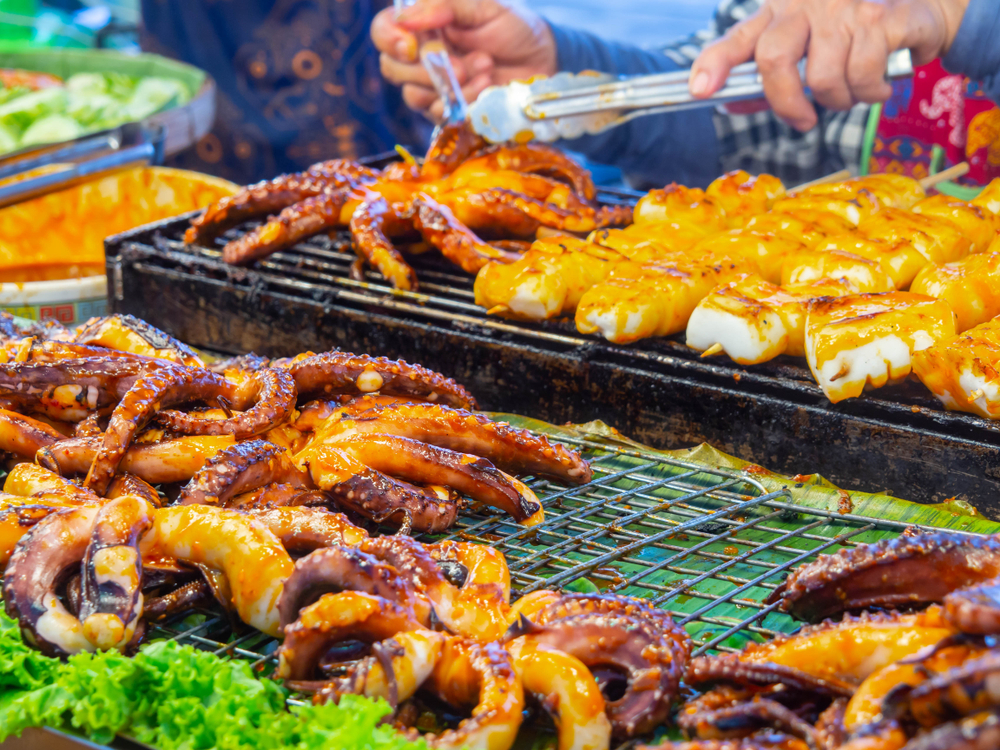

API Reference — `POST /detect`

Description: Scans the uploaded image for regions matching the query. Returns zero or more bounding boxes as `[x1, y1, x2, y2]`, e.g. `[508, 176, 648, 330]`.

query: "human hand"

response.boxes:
[689, 0, 971, 131]
[371, 0, 557, 122]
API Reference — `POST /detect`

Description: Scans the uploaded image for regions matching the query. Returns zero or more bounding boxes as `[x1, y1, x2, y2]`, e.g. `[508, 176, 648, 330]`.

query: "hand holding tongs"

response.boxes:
[393, 0, 468, 126]
[467, 48, 915, 143]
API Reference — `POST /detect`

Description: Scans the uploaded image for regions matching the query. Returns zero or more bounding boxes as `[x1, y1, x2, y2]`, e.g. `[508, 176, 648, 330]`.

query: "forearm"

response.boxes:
[548, 23, 722, 187]
[941, 0, 1000, 106]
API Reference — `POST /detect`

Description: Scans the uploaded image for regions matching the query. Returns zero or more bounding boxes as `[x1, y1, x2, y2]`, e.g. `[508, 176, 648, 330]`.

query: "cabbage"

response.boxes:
[19, 115, 84, 147]
[0, 124, 17, 153]
[67, 91, 119, 128]
[118, 77, 190, 121]
[64, 72, 108, 97]
[0, 87, 67, 134]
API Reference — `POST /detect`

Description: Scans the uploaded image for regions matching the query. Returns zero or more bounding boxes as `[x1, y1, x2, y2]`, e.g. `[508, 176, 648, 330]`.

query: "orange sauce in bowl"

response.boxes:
[0, 264, 105, 283]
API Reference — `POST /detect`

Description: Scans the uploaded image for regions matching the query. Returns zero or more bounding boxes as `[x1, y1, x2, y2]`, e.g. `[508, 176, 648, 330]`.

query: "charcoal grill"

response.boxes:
[104, 156, 1000, 515]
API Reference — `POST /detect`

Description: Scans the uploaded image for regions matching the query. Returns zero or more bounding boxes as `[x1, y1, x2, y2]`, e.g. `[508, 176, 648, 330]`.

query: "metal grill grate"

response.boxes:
[143, 434, 967, 736]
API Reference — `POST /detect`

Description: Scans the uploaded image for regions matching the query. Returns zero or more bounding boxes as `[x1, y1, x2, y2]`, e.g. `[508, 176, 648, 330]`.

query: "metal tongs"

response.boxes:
[394, 0, 468, 127]
[0, 122, 165, 209]
[468, 49, 915, 143]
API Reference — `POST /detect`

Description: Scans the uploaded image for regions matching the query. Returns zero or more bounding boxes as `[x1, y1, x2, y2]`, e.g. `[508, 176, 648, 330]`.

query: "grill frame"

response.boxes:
[104, 157, 1000, 515]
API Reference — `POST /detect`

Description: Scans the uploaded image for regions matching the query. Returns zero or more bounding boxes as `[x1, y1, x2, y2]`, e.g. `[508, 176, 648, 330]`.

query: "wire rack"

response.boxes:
[143, 432, 970, 747]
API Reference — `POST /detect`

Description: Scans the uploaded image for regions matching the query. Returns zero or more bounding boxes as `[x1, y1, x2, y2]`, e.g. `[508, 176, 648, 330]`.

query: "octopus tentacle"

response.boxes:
[0, 408, 64, 457]
[319, 401, 590, 484]
[0, 357, 147, 421]
[3, 463, 96, 503]
[422, 121, 489, 180]
[410, 636, 525, 750]
[0, 496, 80, 569]
[3, 506, 100, 656]
[176, 440, 311, 506]
[85, 365, 234, 495]
[306, 444, 460, 532]
[638, 736, 811, 750]
[898, 710, 1000, 750]
[506, 611, 688, 738]
[678, 695, 820, 748]
[944, 578, 1000, 635]
[286, 351, 476, 409]
[79, 495, 154, 651]
[349, 193, 419, 291]
[222, 187, 354, 265]
[276, 590, 424, 681]
[466, 142, 597, 202]
[276, 544, 429, 631]
[770, 532, 1000, 622]
[330, 434, 542, 525]
[476, 189, 633, 232]
[887, 650, 1000, 728]
[507, 636, 612, 750]
[73, 412, 105, 437]
[37, 435, 235, 485]
[737, 610, 958, 686]
[411, 194, 523, 274]
[207, 353, 271, 374]
[364, 535, 509, 640]
[428, 540, 512, 605]
[139, 505, 294, 637]
[4, 339, 146, 364]
[74, 314, 204, 367]
[229, 483, 331, 510]
[155, 368, 296, 438]
[143, 580, 213, 620]
[105, 473, 161, 507]
[313, 629, 446, 712]
[184, 161, 377, 245]
[249, 507, 369, 553]
[687, 654, 856, 698]
[814, 699, 848, 750]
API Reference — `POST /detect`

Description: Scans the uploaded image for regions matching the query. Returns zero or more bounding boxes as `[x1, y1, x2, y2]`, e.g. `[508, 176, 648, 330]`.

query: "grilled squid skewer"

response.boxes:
[804, 292, 957, 403]
[912, 317, 1000, 419]
[685, 274, 863, 365]
[910, 247, 1000, 332]
[575, 257, 750, 344]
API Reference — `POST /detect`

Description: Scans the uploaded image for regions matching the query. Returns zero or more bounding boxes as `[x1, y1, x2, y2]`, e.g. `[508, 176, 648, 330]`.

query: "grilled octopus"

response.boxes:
[768, 530, 1000, 627]
[186, 120, 627, 289]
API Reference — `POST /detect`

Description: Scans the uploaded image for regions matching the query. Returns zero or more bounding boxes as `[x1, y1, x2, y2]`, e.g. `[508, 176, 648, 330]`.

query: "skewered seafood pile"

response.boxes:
[644, 529, 1000, 750]
[183, 120, 630, 291]
[477, 172, 1000, 407]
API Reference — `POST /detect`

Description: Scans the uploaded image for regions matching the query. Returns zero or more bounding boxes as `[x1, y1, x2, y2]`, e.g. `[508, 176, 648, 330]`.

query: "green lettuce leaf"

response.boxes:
[0, 611, 427, 750]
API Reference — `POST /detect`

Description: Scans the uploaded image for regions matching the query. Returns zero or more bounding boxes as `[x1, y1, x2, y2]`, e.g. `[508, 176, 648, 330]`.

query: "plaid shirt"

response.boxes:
[661, 0, 870, 186]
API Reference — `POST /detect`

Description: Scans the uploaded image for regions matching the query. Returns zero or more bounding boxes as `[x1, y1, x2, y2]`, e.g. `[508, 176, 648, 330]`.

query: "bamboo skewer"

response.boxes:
[787, 170, 851, 196]
[919, 162, 970, 190]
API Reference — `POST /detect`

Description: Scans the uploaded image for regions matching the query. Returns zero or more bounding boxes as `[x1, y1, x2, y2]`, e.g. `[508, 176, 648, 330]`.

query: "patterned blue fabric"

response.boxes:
[141, 0, 428, 183]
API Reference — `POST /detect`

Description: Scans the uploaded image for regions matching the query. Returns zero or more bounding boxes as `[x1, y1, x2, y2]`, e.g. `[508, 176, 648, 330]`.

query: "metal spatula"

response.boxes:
[467, 49, 914, 143]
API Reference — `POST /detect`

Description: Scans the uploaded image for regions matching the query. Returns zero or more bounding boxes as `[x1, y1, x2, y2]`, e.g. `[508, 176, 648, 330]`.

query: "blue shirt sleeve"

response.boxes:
[941, 0, 1000, 106]
[547, 23, 721, 188]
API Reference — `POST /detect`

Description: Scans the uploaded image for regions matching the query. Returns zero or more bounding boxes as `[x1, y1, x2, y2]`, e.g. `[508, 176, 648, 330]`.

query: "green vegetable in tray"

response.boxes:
[0, 87, 67, 133]
[19, 114, 84, 146]
[0, 71, 192, 155]
[0, 610, 426, 750]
